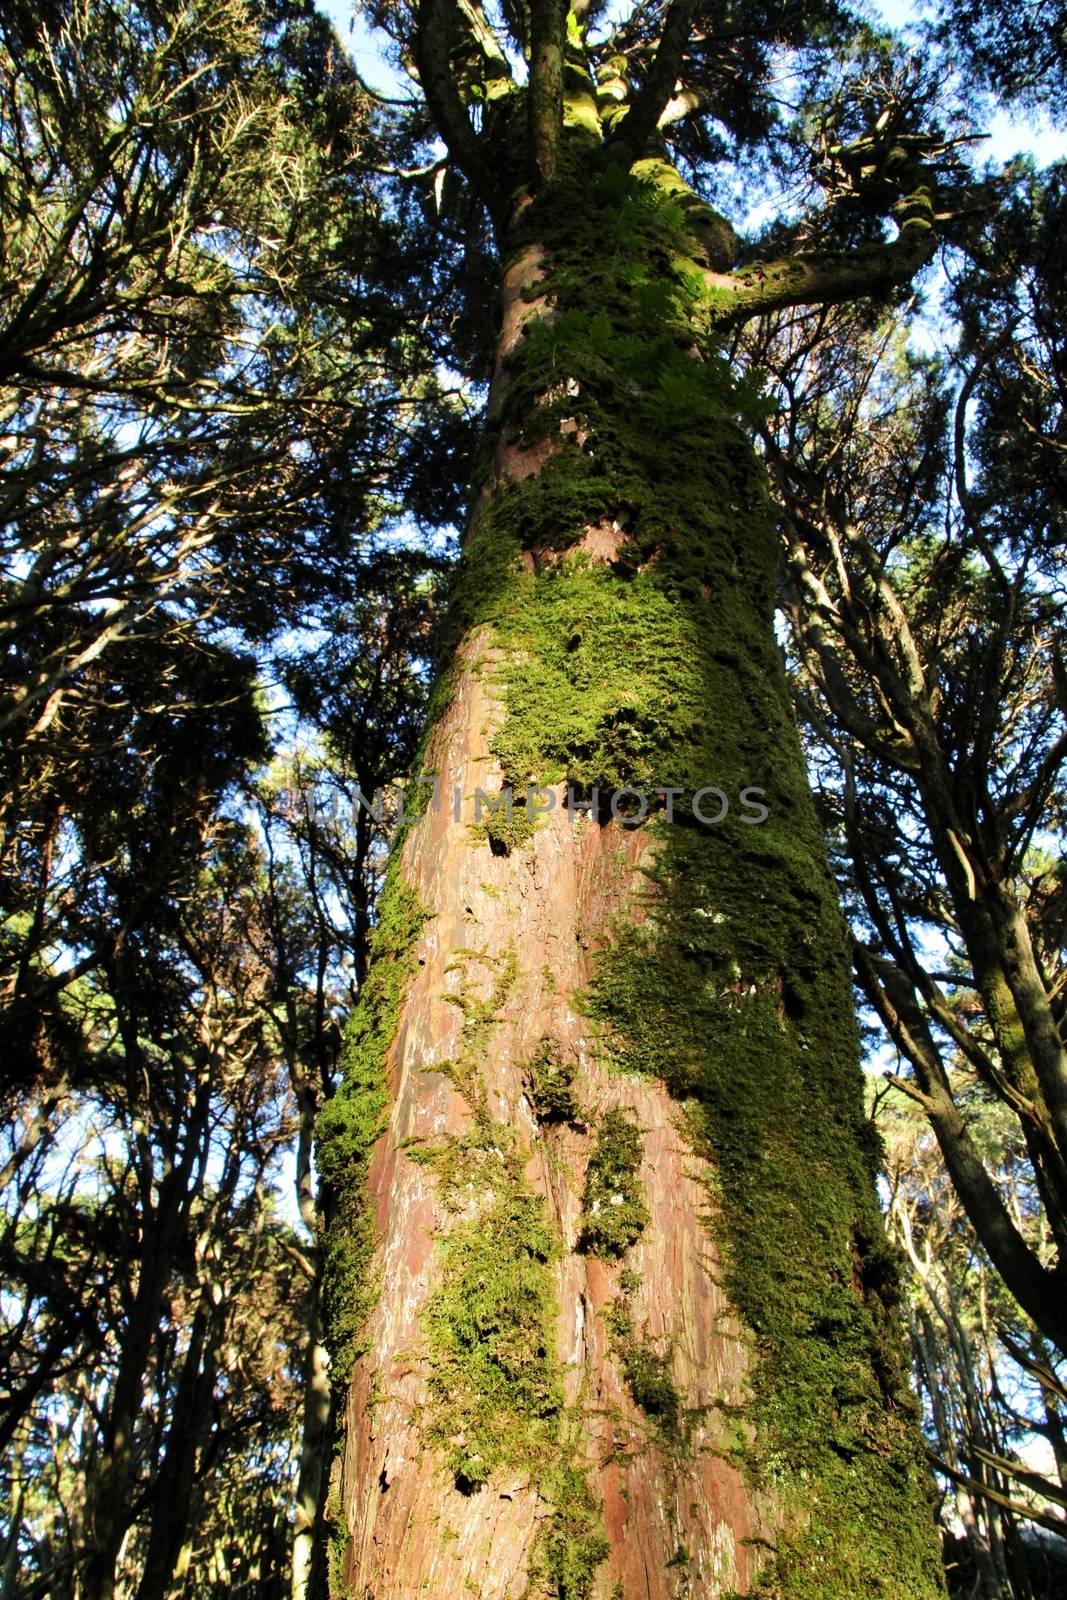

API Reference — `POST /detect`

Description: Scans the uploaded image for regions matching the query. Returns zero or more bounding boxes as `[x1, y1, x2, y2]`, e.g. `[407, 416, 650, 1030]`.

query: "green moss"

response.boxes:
[469, 788, 538, 853]
[583, 841, 944, 1597]
[532, 1461, 612, 1600]
[579, 1107, 649, 1257]
[605, 1297, 682, 1440]
[480, 455, 617, 553]
[523, 1036, 580, 1123]
[438, 944, 519, 1101]
[582, 813, 944, 1593]
[435, 163, 774, 807]
[316, 867, 429, 1388]
[323, 1481, 352, 1600]
[629, 157, 738, 270]
[326, 1529, 350, 1600]
[423, 1166, 562, 1491]
[416, 1154, 611, 1580]
[486, 558, 715, 795]
[412, 950, 562, 1495]
[415, 977, 556, 1493]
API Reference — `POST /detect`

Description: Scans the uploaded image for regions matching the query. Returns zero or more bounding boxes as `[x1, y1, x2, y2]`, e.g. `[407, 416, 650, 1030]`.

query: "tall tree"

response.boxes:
[316, 5, 961, 1596]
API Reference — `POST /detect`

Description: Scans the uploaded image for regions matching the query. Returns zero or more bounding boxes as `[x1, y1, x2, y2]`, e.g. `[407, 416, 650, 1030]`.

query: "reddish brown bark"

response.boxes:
[337, 643, 767, 1598]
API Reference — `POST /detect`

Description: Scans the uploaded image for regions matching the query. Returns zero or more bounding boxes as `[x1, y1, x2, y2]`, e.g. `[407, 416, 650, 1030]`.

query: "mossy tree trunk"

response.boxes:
[316, 145, 946, 1600]
[315, 3, 953, 1590]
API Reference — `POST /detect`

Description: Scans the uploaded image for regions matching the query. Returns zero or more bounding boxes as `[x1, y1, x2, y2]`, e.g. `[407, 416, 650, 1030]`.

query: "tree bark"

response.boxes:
[321, 155, 945, 1599]
[292, 1298, 333, 1600]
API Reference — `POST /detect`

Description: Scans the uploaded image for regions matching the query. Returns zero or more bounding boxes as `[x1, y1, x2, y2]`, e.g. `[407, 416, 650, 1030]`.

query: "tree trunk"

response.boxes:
[133, 1299, 221, 1600]
[82, 1074, 209, 1600]
[291, 1297, 333, 1600]
[81, 1232, 171, 1600]
[320, 155, 945, 1600]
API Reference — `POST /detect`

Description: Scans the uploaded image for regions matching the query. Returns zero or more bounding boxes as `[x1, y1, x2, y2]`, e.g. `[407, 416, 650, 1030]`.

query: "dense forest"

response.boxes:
[1, 1, 1066, 1597]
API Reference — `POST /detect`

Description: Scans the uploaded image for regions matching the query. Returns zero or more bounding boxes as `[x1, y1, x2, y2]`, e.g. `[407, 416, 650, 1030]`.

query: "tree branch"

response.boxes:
[414, 0, 495, 209]
[710, 185, 937, 329]
[612, 0, 699, 156]
[970, 1445, 1067, 1511]
[998, 1329, 1067, 1406]
[858, 946, 1067, 1354]
[527, 0, 566, 185]
[932, 1456, 1067, 1538]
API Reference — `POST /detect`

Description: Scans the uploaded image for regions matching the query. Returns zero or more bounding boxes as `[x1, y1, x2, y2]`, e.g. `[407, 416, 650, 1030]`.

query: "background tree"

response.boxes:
[880, 1090, 1067, 1599]
[0, 2, 451, 1597]
[0, 642, 436, 1600]
[933, 0, 1067, 124]
[0, 0, 455, 1091]
[748, 154, 1067, 1354]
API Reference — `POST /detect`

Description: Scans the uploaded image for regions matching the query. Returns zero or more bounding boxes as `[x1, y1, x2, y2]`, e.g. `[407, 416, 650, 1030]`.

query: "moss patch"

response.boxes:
[323, 1479, 351, 1600]
[412, 948, 571, 1492]
[582, 844, 944, 1596]
[439, 944, 519, 1101]
[523, 1036, 581, 1123]
[532, 1461, 612, 1600]
[415, 1175, 609, 1591]
[469, 787, 538, 853]
[581, 816, 944, 1594]
[578, 1106, 649, 1257]
[421, 1134, 562, 1492]
[604, 1292, 682, 1442]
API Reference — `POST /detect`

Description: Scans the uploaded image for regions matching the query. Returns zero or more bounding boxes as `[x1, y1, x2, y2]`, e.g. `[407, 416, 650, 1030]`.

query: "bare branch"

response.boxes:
[711, 187, 937, 329]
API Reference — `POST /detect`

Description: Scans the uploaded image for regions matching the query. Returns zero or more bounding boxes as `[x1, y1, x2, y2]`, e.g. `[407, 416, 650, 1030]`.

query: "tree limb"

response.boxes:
[413, 0, 495, 209]
[710, 186, 937, 329]
[932, 1455, 1067, 1538]
[527, 0, 565, 185]
[613, 0, 699, 156]
[858, 946, 1067, 1355]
